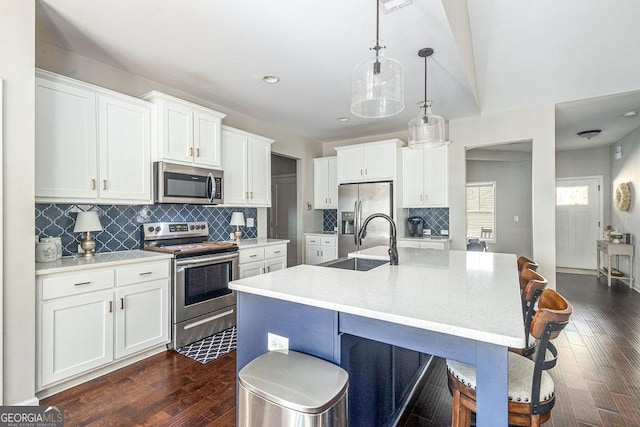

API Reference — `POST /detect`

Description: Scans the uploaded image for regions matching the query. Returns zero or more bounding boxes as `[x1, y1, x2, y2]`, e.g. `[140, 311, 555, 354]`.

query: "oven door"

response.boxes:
[174, 252, 238, 323]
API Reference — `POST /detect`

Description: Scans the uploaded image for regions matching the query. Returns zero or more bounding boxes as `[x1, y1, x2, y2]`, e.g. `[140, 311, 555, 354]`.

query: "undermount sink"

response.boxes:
[319, 257, 388, 271]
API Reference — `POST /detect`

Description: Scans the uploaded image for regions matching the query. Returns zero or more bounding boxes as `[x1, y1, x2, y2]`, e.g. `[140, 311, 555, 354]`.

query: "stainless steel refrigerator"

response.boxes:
[338, 181, 393, 258]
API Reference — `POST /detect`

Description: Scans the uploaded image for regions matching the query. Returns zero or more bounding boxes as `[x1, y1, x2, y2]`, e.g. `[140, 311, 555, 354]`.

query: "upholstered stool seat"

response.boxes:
[446, 352, 555, 404]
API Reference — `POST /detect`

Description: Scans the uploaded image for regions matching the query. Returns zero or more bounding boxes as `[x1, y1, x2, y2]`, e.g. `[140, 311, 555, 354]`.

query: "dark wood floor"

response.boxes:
[43, 273, 640, 426]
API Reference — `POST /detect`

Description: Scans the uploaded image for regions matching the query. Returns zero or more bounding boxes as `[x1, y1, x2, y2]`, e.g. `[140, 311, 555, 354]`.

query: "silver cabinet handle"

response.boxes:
[273, 250, 281, 254]
[108, 301, 113, 313]
[139, 271, 152, 276]
[91, 179, 96, 190]
[120, 297, 125, 310]
[74, 281, 91, 286]
[102, 179, 107, 190]
[250, 254, 257, 258]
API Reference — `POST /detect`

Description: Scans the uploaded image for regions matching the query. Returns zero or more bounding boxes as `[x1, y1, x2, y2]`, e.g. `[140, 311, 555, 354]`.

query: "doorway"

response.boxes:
[268, 154, 298, 267]
[555, 176, 603, 270]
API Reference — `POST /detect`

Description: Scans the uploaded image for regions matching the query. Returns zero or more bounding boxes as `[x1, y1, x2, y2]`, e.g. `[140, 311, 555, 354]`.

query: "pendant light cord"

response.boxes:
[373, 0, 381, 73]
[423, 53, 428, 115]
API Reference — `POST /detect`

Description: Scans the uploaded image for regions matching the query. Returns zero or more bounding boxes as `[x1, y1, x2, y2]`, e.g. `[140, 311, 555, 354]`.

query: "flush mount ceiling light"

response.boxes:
[577, 129, 601, 139]
[337, 116, 350, 122]
[408, 48, 448, 149]
[622, 110, 638, 118]
[350, 0, 404, 118]
[262, 75, 280, 84]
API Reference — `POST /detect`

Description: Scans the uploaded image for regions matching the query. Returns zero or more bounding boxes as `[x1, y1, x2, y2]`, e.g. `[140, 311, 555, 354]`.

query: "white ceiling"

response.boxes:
[36, 0, 640, 148]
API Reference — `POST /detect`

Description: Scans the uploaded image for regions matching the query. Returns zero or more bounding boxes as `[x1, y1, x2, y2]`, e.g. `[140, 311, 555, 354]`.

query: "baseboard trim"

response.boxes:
[556, 267, 597, 275]
[8, 396, 39, 406]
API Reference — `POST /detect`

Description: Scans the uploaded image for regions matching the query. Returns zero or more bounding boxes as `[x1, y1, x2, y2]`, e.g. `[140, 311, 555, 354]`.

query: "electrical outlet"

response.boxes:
[514, 216, 519, 222]
[441, 229, 449, 236]
[246, 217, 255, 227]
[267, 332, 289, 351]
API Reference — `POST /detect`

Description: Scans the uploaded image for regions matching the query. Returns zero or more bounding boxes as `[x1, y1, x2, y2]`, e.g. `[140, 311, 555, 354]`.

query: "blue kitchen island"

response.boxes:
[230, 247, 525, 426]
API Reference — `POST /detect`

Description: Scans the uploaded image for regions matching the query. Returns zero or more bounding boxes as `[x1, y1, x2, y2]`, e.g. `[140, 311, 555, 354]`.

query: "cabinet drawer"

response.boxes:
[306, 235, 321, 245]
[419, 241, 446, 250]
[239, 247, 265, 263]
[265, 244, 287, 259]
[321, 237, 337, 247]
[117, 261, 170, 287]
[42, 270, 115, 300]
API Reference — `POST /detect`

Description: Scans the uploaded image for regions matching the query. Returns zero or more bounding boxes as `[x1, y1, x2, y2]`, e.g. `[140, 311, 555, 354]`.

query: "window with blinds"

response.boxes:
[466, 182, 495, 241]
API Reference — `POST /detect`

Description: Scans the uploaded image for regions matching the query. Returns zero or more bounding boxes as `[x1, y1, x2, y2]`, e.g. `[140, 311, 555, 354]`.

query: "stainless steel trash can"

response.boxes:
[238, 350, 349, 427]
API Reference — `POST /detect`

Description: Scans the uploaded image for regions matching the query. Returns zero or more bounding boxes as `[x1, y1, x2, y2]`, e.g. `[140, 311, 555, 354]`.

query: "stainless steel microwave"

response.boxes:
[154, 162, 223, 204]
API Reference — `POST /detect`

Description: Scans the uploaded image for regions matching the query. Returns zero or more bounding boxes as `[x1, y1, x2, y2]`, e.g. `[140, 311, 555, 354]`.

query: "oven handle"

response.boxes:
[175, 252, 238, 268]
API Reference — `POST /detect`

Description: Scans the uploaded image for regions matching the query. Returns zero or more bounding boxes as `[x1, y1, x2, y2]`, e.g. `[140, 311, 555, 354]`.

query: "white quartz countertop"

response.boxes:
[35, 249, 173, 275]
[236, 238, 290, 249]
[305, 231, 338, 236]
[230, 246, 525, 348]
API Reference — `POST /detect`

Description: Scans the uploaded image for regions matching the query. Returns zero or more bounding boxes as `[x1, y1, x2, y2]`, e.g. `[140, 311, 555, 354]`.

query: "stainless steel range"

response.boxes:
[142, 221, 239, 349]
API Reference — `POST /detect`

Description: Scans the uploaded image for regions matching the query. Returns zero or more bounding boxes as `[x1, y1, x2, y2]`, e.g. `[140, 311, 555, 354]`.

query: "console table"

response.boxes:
[597, 240, 634, 288]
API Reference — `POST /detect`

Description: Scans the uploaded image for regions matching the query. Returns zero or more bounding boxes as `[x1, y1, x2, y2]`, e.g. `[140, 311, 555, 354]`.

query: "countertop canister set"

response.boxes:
[35, 236, 62, 263]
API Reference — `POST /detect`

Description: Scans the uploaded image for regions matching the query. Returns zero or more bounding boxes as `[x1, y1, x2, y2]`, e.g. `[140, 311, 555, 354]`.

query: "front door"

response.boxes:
[556, 177, 602, 269]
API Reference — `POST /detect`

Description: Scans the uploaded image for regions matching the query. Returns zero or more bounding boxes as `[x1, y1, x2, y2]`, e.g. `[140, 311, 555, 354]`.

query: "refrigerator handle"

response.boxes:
[353, 200, 358, 248]
[357, 200, 363, 246]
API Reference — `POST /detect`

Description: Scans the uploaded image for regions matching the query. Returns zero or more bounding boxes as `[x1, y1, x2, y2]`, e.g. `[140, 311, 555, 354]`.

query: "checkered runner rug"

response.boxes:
[176, 326, 237, 364]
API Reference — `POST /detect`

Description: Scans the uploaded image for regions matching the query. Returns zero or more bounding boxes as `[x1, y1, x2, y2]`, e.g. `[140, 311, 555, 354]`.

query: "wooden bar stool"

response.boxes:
[517, 255, 539, 273]
[515, 269, 548, 356]
[446, 289, 573, 427]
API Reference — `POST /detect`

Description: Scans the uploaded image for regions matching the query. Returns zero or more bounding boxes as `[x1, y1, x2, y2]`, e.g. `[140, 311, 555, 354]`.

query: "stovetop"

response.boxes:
[142, 221, 237, 257]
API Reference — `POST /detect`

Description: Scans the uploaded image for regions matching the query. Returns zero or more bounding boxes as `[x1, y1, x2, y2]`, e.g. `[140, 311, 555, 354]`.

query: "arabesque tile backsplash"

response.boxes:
[322, 208, 449, 236]
[35, 204, 257, 257]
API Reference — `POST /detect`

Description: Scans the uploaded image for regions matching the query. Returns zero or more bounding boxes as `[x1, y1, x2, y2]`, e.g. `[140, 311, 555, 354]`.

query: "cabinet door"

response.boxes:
[402, 149, 425, 207]
[265, 257, 286, 273]
[306, 245, 323, 265]
[326, 157, 338, 208]
[320, 246, 338, 263]
[35, 78, 98, 200]
[337, 147, 364, 183]
[423, 146, 448, 207]
[193, 109, 222, 168]
[247, 137, 272, 206]
[161, 99, 193, 163]
[222, 129, 248, 205]
[115, 279, 169, 359]
[239, 260, 265, 278]
[98, 95, 152, 203]
[314, 158, 329, 209]
[41, 290, 113, 387]
[363, 143, 395, 181]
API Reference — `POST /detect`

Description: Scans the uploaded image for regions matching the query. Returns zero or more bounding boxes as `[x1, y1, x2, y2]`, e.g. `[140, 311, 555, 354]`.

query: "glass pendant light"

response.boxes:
[350, 0, 404, 118]
[408, 48, 447, 148]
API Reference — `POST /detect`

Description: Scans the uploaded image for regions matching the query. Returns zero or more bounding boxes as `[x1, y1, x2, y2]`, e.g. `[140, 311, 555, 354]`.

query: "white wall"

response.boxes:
[610, 127, 640, 290]
[2, 0, 37, 405]
[36, 42, 324, 263]
[467, 159, 532, 257]
[556, 146, 611, 227]
[449, 106, 557, 285]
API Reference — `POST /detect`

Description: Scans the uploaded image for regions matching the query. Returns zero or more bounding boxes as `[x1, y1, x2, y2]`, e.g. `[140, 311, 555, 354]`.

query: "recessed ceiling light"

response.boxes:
[262, 75, 280, 84]
[337, 117, 349, 122]
[622, 110, 638, 118]
[380, 0, 412, 13]
[577, 129, 601, 139]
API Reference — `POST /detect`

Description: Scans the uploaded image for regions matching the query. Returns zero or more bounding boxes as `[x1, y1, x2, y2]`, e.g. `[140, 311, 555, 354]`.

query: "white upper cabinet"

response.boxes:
[313, 157, 338, 209]
[335, 139, 401, 183]
[222, 126, 273, 207]
[401, 145, 448, 207]
[142, 91, 226, 169]
[35, 70, 152, 204]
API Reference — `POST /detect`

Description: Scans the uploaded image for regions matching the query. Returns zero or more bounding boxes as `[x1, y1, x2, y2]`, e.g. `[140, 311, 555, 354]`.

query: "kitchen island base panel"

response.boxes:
[236, 292, 429, 426]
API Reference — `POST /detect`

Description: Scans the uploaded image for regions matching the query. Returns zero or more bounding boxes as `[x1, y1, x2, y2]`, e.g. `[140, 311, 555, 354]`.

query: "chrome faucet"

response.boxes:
[358, 213, 399, 265]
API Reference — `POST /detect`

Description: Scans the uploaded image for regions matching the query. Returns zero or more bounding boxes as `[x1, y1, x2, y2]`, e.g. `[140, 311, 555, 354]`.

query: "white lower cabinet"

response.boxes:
[305, 234, 338, 265]
[37, 259, 170, 391]
[238, 244, 287, 279]
[41, 289, 114, 387]
[396, 238, 450, 250]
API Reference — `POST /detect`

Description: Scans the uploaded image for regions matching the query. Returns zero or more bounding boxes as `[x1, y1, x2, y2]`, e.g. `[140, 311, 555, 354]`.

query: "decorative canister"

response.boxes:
[35, 242, 57, 263]
[41, 237, 63, 259]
